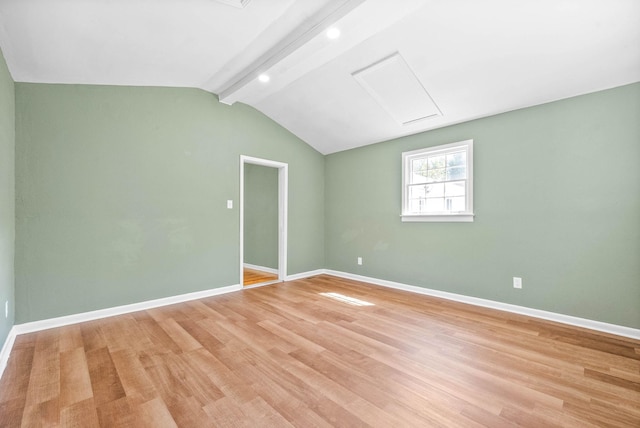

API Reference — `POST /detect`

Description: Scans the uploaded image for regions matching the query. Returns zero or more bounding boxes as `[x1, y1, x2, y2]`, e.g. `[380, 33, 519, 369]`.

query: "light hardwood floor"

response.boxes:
[0, 275, 638, 427]
[243, 268, 279, 287]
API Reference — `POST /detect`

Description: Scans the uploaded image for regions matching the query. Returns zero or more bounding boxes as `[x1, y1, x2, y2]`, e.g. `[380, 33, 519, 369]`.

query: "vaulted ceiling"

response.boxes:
[1, 0, 638, 154]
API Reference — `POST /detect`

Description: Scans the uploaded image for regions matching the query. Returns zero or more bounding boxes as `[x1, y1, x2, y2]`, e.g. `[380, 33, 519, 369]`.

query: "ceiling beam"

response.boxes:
[216, 0, 366, 105]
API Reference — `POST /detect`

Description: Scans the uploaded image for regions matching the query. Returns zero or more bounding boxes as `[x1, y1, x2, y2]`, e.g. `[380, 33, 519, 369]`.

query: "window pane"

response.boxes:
[446, 196, 466, 212]
[445, 181, 465, 197]
[425, 183, 444, 198]
[446, 166, 466, 180]
[426, 168, 446, 183]
[446, 151, 466, 167]
[411, 172, 427, 184]
[427, 155, 445, 169]
[410, 158, 428, 184]
[408, 184, 427, 199]
[411, 158, 427, 173]
[425, 198, 444, 212]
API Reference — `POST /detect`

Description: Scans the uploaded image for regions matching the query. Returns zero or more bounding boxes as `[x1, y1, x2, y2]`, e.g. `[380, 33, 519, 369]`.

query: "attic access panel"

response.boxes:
[353, 52, 441, 125]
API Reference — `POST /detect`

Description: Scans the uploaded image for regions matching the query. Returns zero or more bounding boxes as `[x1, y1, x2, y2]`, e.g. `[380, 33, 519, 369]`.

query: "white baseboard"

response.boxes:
[286, 269, 326, 281]
[324, 270, 640, 340]
[13, 283, 241, 336]
[243, 263, 279, 275]
[0, 326, 17, 382]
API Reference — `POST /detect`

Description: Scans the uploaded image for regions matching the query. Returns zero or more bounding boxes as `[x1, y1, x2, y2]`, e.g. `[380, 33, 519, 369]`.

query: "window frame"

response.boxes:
[401, 139, 474, 222]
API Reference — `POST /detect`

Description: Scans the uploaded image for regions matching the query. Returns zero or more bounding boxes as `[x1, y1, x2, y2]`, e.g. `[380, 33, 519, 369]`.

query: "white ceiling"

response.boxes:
[0, 0, 638, 154]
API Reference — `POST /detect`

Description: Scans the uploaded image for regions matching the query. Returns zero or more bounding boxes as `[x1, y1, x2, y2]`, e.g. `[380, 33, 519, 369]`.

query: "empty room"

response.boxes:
[0, 0, 639, 426]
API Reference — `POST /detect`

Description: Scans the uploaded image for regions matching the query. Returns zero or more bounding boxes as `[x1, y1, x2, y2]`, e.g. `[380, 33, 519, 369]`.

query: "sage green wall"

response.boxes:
[11, 81, 639, 329]
[325, 83, 640, 329]
[0, 48, 15, 345]
[244, 163, 278, 270]
[15, 83, 325, 323]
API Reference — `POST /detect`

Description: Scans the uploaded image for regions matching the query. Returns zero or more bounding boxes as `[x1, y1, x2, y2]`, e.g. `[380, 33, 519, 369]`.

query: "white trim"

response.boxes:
[0, 326, 18, 382]
[324, 270, 640, 340]
[401, 214, 474, 222]
[243, 263, 278, 275]
[240, 155, 288, 287]
[286, 269, 326, 281]
[278, 164, 288, 282]
[13, 284, 241, 336]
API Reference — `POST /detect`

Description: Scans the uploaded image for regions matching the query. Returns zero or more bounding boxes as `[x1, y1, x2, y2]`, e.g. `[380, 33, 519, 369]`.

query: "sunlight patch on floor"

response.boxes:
[320, 292, 374, 306]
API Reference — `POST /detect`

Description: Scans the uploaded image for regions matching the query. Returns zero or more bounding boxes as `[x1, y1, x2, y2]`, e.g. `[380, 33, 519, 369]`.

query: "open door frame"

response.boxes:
[239, 155, 288, 286]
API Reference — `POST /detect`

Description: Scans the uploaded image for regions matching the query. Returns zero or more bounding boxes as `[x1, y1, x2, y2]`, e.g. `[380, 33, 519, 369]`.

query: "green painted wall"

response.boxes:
[10, 80, 640, 330]
[325, 83, 640, 329]
[0, 48, 15, 345]
[15, 83, 325, 323]
[244, 163, 278, 270]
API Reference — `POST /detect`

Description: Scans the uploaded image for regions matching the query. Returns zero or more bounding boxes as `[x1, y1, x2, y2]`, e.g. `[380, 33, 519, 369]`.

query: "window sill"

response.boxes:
[401, 213, 474, 223]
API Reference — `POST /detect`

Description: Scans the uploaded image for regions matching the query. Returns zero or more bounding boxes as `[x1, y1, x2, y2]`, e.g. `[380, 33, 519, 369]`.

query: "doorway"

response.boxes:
[240, 155, 288, 287]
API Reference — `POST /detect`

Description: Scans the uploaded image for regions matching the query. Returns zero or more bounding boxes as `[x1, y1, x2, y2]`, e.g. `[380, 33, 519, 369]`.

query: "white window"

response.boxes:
[401, 140, 474, 222]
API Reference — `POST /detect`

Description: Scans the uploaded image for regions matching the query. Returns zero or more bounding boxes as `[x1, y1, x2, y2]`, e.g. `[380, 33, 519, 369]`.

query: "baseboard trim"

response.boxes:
[243, 263, 279, 275]
[286, 269, 326, 281]
[0, 326, 18, 382]
[13, 283, 241, 336]
[325, 270, 640, 340]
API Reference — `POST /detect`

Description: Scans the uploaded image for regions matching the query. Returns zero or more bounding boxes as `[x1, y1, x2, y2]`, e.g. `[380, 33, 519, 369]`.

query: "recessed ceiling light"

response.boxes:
[258, 74, 270, 83]
[326, 27, 341, 40]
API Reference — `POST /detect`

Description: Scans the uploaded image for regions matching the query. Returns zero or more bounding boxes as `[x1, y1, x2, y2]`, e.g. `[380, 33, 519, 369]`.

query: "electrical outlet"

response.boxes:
[357, 257, 363, 265]
[513, 277, 522, 289]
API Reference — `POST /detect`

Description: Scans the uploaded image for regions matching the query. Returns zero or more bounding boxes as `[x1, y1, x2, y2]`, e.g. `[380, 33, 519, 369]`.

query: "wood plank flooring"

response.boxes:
[243, 268, 279, 287]
[1, 274, 638, 427]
